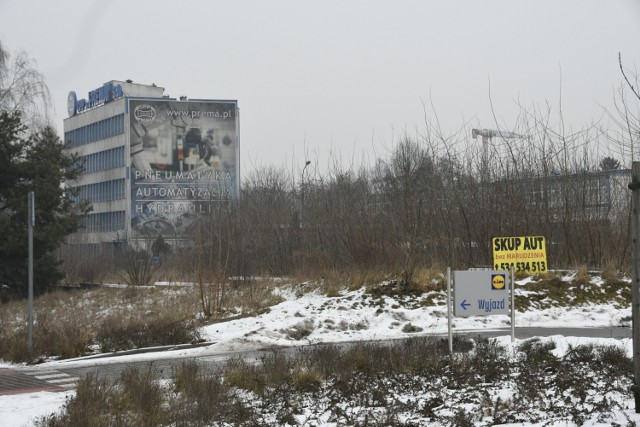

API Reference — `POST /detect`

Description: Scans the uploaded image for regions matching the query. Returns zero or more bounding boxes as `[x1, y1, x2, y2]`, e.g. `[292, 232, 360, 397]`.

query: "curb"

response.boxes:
[62, 341, 216, 362]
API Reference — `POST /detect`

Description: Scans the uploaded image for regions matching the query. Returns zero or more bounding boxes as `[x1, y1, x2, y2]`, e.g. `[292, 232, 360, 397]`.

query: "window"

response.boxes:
[67, 178, 125, 204]
[79, 146, 125, 173]
[80, 210, 125, 233]
[65, 114, 125, 148]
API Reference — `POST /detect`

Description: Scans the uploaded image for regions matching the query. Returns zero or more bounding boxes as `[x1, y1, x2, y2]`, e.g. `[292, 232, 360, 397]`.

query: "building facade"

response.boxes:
[63, 80, 239, 251]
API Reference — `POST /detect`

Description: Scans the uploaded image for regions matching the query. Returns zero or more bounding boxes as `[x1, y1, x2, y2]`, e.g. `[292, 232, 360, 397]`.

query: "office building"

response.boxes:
[63, 80, 239, 251]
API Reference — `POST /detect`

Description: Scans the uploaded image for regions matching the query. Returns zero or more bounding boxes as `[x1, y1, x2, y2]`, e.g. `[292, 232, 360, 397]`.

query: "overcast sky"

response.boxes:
[1, 0, 639, 174]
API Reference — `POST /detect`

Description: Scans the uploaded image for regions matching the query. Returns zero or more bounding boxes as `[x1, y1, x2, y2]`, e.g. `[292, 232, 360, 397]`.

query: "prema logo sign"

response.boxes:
[67, 82, 124, 117]
[133, 104, 157, 123]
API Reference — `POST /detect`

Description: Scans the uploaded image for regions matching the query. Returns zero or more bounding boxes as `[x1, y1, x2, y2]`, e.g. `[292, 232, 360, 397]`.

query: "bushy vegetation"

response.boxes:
[0, 279, 285, 364]
[0, 286, 202, 363]
[37, 337, 634, 426]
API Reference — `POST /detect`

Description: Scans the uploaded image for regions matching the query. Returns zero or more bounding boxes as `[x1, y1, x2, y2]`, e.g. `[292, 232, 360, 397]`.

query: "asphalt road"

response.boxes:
[3, 325, 629, 395]
[465, 326, 631, 339]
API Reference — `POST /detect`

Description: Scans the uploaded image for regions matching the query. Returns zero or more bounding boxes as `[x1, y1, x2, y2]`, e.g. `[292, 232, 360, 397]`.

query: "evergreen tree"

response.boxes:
[0, 111, 90, 297]
[599, 156, 621, 171]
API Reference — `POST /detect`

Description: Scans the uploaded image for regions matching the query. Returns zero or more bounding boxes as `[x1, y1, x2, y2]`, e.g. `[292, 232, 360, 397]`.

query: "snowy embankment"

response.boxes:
[197, 282, 630, 353]
[0, 274, 636, 426]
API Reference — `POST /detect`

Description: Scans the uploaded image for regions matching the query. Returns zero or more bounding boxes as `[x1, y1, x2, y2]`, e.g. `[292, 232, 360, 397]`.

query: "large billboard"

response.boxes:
[492, 236, 547, 273]
[129, 99, 239, 238]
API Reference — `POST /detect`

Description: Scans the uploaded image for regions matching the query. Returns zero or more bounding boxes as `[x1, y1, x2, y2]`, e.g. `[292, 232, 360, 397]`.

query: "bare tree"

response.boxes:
[375, 137, 435, 283]
[0, 40, 51, 128]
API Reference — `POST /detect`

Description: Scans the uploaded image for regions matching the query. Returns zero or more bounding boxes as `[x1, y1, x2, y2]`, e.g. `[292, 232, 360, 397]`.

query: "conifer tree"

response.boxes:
[0, 112, 90, 297]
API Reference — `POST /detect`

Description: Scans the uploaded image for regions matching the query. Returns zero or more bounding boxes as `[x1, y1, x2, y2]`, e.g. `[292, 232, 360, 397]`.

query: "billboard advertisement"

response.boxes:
[492, 236, 547, 273]
[129, 98, 239, 238]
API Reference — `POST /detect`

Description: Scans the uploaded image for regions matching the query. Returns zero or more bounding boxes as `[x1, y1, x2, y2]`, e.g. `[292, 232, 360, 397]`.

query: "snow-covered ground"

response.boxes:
[1, 277, 636, 426]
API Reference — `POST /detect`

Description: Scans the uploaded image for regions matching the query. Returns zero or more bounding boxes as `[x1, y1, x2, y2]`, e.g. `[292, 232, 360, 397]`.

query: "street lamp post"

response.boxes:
[301, 161, 311, 273]
[301, 160, 311, 229]
[27, 192, 35, 357]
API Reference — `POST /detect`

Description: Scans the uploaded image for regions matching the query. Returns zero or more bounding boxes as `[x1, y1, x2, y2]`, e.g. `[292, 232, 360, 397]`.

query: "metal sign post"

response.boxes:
[27, 191, 35, 357]
[511, 265, 515, 343]
[447, 267, 452, 354]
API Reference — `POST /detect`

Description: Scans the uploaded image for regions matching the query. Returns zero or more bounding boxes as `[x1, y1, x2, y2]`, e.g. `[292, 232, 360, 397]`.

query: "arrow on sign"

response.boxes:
[460, 299, 470, 310]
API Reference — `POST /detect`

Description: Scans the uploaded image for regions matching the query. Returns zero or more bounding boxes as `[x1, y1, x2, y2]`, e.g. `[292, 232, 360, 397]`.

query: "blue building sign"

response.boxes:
[67, 82, 124, 117]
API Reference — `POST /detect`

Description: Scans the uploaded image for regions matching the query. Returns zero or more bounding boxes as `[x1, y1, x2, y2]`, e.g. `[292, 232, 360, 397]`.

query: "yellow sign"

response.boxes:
[492, 236, 547, 273]
[491, 274, 506, 290]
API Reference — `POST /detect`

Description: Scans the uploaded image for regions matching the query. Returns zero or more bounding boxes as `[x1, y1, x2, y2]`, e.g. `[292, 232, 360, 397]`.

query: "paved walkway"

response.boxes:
[0, 368, 79, 395]
[0, 342, 217, 396]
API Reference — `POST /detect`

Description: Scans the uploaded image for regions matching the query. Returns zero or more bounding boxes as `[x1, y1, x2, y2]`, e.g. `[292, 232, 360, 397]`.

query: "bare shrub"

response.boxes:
[470, 337, 509, 383]
[116, 246, 156, 287]
[600, 258, 622, 283]
[0, 297, 92, 363]
[291, 366, 323, 392]
[215, 278, 285, 318]
[283, 319, 315, 340]
[260, 349, 294, 387]
[224, 357, 265, 395]
[574, 265, 591, 285]
[517, 338, 558, 367]
[170, 361, 225, 425]
[57, 241, 112, 286]
[120, 367, 168, 425]
[451, 409, 475, 427]
[33, 311, 92, 360]
[37, 374, 120, 427]
[95, 312, 201, 352]
[0, 327, 30, 363]
[401, 322, 423, 333]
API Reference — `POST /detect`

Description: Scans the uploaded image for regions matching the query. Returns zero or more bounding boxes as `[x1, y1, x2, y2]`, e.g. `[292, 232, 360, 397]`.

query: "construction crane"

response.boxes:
[472, 128, 524, 175]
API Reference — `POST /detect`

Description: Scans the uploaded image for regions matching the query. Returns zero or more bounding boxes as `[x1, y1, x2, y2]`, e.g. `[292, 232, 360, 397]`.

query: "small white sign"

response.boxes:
[454, 270, 509, 317]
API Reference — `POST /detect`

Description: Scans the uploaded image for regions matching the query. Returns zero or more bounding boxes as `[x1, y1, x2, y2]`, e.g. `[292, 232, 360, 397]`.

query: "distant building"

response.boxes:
[63, 80, 239, 252]
[521, 168, 631, 222]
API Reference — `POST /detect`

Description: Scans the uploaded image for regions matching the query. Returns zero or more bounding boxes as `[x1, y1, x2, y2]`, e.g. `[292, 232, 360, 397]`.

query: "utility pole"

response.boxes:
[27, 191, 35, 357]
[629, 161, 640, 412]
[301, 160, 311, 229]
[301, 160, 311, 273]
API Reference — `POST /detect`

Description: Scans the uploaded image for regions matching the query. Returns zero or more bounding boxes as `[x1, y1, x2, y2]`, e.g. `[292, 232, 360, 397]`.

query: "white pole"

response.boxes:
[447, 267, 452, 354]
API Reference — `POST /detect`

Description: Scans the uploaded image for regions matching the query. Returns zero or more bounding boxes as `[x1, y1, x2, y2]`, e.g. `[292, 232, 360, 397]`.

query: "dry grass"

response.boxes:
[411, 267, 447, 292]
[601, 258, 624, 283]
[0, 277, 291, 363]
[574, 264, 592, 285]
[289, 267, 394, 297]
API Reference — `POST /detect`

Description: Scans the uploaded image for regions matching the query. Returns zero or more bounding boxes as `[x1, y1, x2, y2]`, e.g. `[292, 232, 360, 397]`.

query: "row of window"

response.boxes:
[80, 211, 125, 233]
[65, 114, 125, 148]
[81, 146, 125, 173]
[71, 179, 125, 203]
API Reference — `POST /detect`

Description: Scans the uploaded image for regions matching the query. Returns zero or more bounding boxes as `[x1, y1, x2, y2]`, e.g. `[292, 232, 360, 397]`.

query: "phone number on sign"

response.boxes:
[494, 261, 547, 272]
